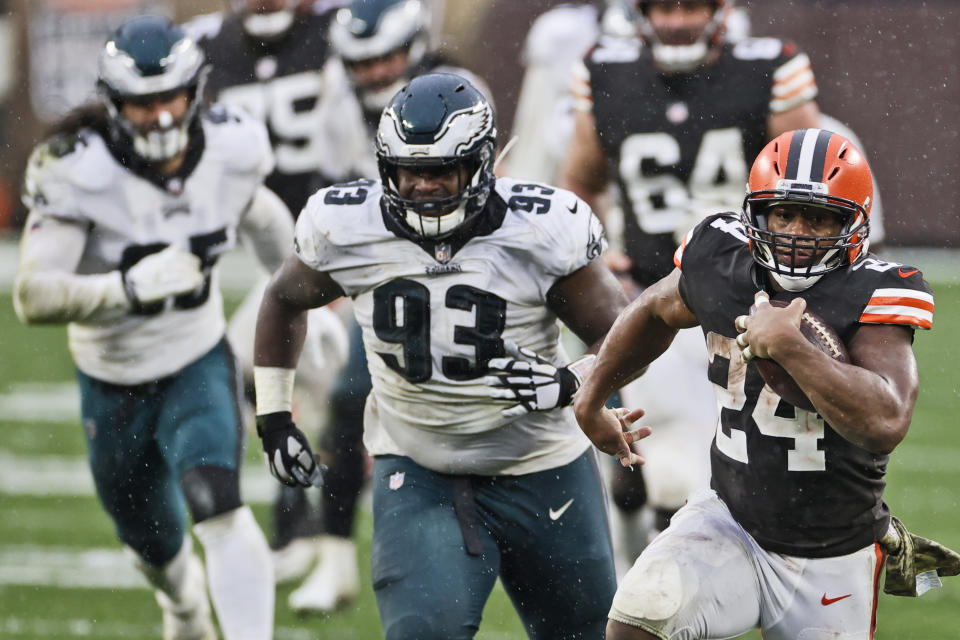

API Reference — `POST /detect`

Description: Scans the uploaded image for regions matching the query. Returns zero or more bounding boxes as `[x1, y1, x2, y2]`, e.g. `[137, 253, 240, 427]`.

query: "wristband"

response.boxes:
[567, 353, 597, 387]
[254, 366, 295, 415]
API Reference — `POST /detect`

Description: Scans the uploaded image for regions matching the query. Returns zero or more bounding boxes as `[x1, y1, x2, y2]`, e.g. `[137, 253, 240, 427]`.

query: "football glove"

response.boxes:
[256, 411, 325, 488]
[123, 245, 204, 306]
[485, 341, 595, 418]
[880, 515, 960, 597]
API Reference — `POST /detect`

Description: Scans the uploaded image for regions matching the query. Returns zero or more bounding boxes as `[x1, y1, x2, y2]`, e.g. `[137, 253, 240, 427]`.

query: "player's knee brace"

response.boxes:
[181, 465, 242, 524]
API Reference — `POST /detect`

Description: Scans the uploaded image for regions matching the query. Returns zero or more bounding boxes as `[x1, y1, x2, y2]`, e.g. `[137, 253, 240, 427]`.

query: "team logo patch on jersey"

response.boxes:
[165, 178, 183, 195]
[388, 471, 405, 490]
[434, 243, 452, 264]
[666, 101, 689, 124]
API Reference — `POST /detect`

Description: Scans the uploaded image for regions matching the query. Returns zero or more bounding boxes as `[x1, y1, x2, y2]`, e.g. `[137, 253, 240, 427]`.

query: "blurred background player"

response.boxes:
[553, 0, 825, 573]
[184, 0, 354, 587]
[13, 16, 286, 639]
[270, 0, 497, 615]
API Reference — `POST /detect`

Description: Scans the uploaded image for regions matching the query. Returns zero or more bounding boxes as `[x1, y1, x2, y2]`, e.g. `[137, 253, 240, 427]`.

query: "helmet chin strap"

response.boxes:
[243, 10, 294, 39]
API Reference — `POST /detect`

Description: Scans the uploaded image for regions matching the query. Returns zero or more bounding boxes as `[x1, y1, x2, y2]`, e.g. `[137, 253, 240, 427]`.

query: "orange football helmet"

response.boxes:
[742, 128, 872, 291]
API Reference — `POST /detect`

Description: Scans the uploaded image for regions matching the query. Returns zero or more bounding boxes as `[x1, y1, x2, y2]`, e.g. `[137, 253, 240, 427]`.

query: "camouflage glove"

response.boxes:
[880, 516, 960, 597]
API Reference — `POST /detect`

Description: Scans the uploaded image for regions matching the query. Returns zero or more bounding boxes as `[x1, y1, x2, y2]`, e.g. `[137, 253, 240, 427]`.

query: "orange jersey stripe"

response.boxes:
[859, 313, 933, 330]
[869, 543, 884, 639]
[773, 79, 818, 103]
[866, 295, 935, 312]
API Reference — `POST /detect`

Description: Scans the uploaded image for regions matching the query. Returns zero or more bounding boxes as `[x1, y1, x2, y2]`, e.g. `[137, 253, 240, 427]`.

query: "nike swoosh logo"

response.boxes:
[821, 593, 852, 605]
[898, 268, 919, 278]
[567, 200, 579, 214]
[548, 498, 575, 520]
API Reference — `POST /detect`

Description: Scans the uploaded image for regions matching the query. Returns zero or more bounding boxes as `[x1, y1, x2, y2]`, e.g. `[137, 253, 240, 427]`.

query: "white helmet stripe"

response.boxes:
[784, 128, 834, 184]
[794, 128, 822, 182]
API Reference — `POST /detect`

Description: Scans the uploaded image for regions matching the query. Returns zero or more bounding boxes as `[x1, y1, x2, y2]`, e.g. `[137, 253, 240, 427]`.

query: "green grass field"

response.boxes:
[1, 280, 959, 639]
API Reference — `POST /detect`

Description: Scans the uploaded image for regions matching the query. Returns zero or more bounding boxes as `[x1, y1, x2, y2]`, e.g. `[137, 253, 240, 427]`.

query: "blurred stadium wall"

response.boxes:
[0, 0, 956, 246]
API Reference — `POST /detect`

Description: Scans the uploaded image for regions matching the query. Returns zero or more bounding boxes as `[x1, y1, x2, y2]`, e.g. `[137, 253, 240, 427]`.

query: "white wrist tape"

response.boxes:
[567, 353, 597, 387]
[254, 366, 296, 415]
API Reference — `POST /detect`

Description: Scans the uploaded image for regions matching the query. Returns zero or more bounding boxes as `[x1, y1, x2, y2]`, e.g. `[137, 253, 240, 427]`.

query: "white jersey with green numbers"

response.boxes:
[294, 176, 606, 475]
[22, 106, 274, 385]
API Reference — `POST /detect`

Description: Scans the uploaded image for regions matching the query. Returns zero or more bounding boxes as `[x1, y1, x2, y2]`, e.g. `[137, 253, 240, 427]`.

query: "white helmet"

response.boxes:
[330, 0, 432, 110]
[97, 16, 208, 162]
[376, 73, 497, 238]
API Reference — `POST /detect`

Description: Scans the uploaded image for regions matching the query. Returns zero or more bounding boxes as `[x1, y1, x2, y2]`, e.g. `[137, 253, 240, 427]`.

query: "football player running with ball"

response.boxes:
[559, 0, 824, 555]
[575, 128, 960, 639]
[14, 17, 288, 640]
[253, 72, 642, 639]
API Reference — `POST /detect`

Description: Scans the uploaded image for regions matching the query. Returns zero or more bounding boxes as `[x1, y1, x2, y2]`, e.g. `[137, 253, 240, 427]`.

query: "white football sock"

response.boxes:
[129, 537, 215, 640]
[194, 506, 274, 640]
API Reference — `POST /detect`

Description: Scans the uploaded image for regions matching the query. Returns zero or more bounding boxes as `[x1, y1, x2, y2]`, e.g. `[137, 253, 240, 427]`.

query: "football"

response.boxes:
[750, 299, 850, 411]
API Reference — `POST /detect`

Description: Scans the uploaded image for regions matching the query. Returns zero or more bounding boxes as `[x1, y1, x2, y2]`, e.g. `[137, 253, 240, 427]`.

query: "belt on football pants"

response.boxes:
[451, 476, 484, 556]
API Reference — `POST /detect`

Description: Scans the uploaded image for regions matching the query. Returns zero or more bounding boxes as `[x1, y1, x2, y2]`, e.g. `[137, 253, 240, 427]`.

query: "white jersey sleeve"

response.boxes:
[238, 185, 294, 274]
[502, 5, 600, 182]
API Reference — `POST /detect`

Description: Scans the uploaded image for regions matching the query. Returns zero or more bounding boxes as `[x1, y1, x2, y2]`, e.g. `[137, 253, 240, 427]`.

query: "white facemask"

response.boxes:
[131, 110, 190, 162]
[404, 203, 467, 237]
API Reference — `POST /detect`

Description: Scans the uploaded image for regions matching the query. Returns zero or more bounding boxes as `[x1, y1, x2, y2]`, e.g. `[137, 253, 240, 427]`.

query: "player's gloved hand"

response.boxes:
[485, 341, 595, 418]
[256, 411, 325, 488]
[880, 515, 960, 596]
[123, 245, 204, 306]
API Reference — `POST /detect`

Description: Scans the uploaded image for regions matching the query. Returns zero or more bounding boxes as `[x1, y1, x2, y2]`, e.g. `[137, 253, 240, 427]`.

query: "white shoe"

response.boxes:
[288, 536, 360, 614]
[272, 537, 319, 585]
[155, 554, 217, 640]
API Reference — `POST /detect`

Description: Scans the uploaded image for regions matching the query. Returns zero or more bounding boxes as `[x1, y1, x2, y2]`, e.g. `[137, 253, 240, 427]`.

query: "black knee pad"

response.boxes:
[653, 506, 676, 533]
[385, 614, 447, 640]
[611, 463, 648, 513]
[181, 465, 242, 524]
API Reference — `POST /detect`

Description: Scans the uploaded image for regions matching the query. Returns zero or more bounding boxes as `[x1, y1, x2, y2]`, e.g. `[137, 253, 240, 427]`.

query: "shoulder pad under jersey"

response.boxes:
[295, 179, 384, 270]
[23, 131, 119, 212]
[202, 104, 275, 178]
[588, 34, 642, 64]
[495, 177, 605, 276]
